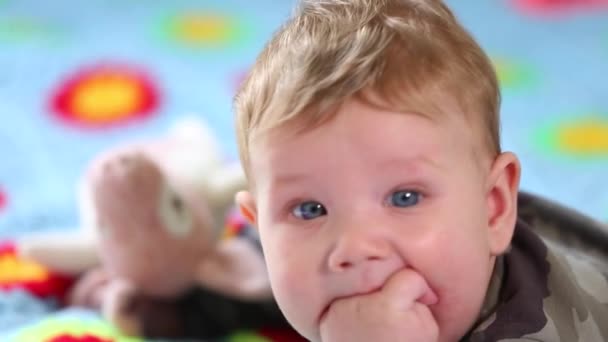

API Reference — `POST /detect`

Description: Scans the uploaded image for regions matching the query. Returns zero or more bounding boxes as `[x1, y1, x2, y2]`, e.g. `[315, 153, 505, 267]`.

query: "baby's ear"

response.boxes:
[235, 191, 257, 226]
[486, 152, 521, 256]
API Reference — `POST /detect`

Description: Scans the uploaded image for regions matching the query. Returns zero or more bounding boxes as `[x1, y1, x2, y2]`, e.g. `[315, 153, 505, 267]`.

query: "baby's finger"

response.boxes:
[380, 268, 438, 309]
[411, 302, 440, 338]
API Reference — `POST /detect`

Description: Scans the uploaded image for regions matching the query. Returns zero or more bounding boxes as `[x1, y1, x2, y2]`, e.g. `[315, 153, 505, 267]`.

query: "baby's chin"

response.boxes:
[292, 318, 321, 342]
[289, 298, 353, 342]
[275, 300, 325, 342]
[431, 297, 483, 341]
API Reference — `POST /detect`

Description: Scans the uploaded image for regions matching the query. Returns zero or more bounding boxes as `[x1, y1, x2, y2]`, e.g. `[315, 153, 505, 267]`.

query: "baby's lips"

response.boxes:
[418, 285, 439, 306]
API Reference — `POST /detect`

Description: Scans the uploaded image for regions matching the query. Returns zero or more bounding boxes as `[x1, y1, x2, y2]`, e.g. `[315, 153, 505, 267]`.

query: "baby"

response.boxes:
[233, 0, 608, 341]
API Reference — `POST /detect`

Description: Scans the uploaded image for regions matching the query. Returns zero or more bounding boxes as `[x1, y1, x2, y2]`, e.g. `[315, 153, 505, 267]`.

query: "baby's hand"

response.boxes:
[319, 268, 438, 342]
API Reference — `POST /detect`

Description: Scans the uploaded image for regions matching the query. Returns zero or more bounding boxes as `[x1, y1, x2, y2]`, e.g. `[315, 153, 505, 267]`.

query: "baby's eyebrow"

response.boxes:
[269, 156, 441, 182]
[378, 155, 442, 172]
[268, 172, 309, 188]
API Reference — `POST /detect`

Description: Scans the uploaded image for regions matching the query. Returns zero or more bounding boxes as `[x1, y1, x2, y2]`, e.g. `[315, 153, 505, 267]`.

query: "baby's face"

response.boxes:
[241, 97, 516, 341]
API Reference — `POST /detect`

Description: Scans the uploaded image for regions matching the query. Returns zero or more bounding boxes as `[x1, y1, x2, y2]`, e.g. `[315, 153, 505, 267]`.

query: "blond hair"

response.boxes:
[234, 0, 501, 177]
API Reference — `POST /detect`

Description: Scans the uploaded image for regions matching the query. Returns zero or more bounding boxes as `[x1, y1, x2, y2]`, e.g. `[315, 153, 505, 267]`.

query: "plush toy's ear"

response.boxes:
[162, 116, 247, 225]
[206, 163, 247, 225]
[168, 115, 221, 157]
[194, 238, 272, 301]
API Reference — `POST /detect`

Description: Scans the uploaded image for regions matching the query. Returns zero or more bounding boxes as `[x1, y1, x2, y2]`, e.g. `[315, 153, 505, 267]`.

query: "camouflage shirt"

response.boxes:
[466, 194, 608, 341]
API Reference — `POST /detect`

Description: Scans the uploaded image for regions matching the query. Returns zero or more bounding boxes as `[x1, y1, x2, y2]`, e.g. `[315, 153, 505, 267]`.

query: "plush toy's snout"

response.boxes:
[95, 151, 163, 204]
[89, 149, 213, 297]
[107, 152, 147, 176]
[103, 150, 145, 171]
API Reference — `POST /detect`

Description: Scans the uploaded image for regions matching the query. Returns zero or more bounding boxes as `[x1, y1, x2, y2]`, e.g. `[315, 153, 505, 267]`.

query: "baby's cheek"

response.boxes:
[263, 235, 324, 328]
[266, 237, 315, 293]
[421, 242, 491, 340]
[274, 261, 313, 301]
[271, 264, 320, 336]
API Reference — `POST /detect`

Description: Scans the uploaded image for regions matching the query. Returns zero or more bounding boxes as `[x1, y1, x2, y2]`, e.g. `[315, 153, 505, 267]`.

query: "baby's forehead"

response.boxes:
[251, 112, 471, 169]
[247, 132, 488, 204]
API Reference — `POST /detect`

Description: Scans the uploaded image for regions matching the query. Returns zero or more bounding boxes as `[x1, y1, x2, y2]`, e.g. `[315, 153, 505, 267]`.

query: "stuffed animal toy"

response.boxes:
[16, 117, 272, 336]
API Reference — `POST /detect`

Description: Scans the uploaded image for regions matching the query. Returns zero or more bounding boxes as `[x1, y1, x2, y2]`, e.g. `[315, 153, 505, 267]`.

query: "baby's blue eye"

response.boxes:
[389, 190, 421, 208]
[292, 201, 327, 220]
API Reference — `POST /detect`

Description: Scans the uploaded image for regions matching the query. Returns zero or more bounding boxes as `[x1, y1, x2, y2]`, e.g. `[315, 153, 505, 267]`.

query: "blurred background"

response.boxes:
[0, 0, 607, 239]
[0, 0, 606, 339]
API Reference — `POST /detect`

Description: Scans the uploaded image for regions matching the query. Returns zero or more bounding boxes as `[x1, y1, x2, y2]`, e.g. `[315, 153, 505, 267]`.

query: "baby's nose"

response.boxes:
[327, 230, 395, 272]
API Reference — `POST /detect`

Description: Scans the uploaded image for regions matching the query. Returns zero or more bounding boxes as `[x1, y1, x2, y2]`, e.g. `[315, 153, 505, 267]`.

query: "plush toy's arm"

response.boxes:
[102, 278, 143, 337]
[194, 237, 273, 301]
[17, 231, 100, 275]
